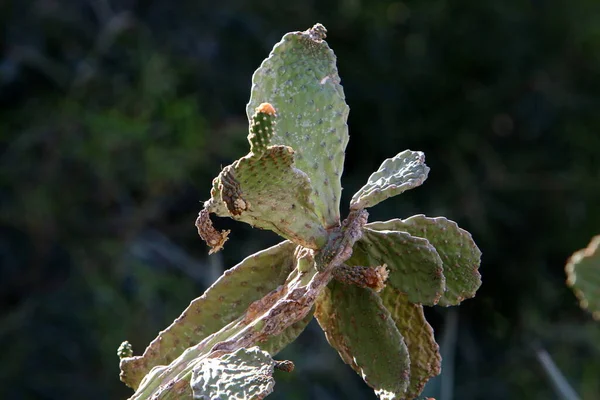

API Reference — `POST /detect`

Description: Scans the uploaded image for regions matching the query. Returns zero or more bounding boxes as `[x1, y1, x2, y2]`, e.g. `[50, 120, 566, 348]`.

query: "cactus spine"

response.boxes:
[120, 23, 482, 400]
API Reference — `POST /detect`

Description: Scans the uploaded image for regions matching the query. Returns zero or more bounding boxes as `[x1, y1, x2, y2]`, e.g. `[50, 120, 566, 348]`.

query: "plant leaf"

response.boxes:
[191, 347, 276, 400]
[350, 150, 429, 210]
[353, 228, 445, 306]
[566, 235, 600, 320]
[367, 215, 482, 306]
[247, 24, 349, 228]
[315, 281, 410, 399]
[380, 287, 441, 399]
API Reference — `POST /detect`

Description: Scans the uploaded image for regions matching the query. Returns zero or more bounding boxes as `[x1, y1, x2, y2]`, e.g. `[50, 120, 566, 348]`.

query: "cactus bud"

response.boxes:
[248, 103, 277, 157]
[117, 341, 133, 359]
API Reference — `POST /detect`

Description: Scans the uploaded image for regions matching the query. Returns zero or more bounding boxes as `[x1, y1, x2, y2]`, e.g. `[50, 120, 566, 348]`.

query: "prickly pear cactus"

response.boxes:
[246, 23, 348, 229]
[566, 235, 600, 320]
[120, 23, 482, 400]
[350, 150, 430, 210]
[191, 347, 278, 400]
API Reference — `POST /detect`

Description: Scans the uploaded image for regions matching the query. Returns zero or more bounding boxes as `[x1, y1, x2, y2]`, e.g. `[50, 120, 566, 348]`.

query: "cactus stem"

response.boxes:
[195, 208, 230, 254]
[315, 209, 369, 270]
[333, 264, 389, 292]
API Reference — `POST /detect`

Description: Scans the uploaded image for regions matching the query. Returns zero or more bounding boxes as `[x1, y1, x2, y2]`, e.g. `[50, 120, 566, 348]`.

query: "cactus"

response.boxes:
[120, 23, 482, 400]
[246, 23, 348, 229]
[190, 347, 279, 399]
[315, 281, 411, 398]
[366, 215, 482, 306]
[380, 288, 441, 399]
[119, 240, 300, 389]
[350, 150, 430, 210]
[566, 235, 600, 320]
[353, 228, 445, 306]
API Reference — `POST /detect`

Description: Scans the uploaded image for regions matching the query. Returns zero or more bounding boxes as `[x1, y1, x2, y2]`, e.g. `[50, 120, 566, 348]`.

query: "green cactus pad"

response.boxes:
[566, 235, 600, 320]
[352, 228, 445, 306]
[367, 215, 482, 306]
[247, 23, 349, 229]
[206, 145, 328, 249]
[380, 287, 441, 399]
[350, 150, 430, 210]
[119, 241, 297, 389]
[191, 347, 277, 400]
[315, 281, 411, 399]
[248, 103, 277, 157]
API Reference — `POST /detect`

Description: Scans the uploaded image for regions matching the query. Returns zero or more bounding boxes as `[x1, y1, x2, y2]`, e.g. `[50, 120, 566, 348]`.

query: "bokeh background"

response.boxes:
[2, 1, 600, 399]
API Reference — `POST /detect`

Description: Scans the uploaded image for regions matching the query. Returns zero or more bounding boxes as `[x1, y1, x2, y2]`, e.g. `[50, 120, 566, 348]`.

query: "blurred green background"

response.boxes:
[1, 1, 600, 399]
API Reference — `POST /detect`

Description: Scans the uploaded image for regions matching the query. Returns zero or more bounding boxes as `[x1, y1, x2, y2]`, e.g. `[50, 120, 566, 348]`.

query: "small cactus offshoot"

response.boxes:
[119, 23, 482, 400]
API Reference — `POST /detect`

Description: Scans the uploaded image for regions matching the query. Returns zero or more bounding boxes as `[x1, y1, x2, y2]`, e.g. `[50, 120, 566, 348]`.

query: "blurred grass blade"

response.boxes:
[535, 346, 581, 400]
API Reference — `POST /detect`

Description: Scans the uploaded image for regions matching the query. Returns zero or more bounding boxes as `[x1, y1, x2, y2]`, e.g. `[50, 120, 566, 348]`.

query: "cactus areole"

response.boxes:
[119, 23, 482, 400]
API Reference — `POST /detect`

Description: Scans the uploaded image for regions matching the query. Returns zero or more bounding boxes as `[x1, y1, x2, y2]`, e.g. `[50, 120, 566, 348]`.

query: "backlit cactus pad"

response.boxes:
[566, 235, 600, 320]
[120, 23, 482, 400]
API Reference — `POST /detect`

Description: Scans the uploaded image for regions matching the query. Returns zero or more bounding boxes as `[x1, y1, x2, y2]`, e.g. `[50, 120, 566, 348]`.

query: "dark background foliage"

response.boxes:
[1, 1, 600, 399]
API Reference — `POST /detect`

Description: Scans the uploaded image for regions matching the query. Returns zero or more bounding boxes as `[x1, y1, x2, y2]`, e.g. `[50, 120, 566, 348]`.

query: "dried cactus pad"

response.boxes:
[247, 23, 349, 229]
[315, 281, 410, 399]
[191, 347, 276, 400]
[367, 215, 482, 306]
[350, 150, 429, 210]
[380, 287, 441, 399]
[354, 228, 445, 306]
[119, 241, 297, 389]
[206, 144, 328, 249]
[566, 235, 600, 320]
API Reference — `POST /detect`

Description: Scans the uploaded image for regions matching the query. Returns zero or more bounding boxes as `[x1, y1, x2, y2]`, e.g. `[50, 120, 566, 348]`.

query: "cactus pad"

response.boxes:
[380, 288, 441, 399]
[350, 150, 430, 210]
[119, 241, 297, 389]
[353, 228, 445, 306]
[205, 144, 328, 249]
[315, 281, 411, 399]
[247, 23, 349, 229]
[566, 235, 600, 320]
[191, 347, 277, 400]
[367, 215, 482, 306]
